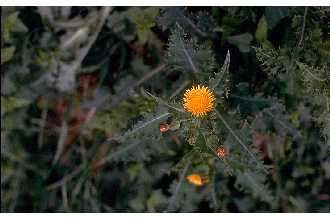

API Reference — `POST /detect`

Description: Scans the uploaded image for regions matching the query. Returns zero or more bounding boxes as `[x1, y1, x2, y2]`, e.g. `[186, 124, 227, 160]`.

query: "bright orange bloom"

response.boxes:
[183, 85, 215, 117]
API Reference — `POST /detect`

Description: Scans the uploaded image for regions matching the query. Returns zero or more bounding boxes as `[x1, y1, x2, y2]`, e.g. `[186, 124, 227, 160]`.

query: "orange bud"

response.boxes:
[159, 123, 170, 133]
[216, 145, 227, 159]
[186, 174, 209, 186]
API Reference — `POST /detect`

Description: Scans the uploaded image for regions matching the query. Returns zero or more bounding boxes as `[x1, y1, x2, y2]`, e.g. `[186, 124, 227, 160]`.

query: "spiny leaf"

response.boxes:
[235, 170, 274, 203]
[254, 46, 287, 77]
[111, 104, 170, 142]
[158, 7, 213, 38]
[209, 50, 230, 90]
[166, 158, 192, 212]
[88, 95, 155, 135]
[215, 109, 267, 173]
[166, 24, 213, 74]
[296, 61, 329, 95]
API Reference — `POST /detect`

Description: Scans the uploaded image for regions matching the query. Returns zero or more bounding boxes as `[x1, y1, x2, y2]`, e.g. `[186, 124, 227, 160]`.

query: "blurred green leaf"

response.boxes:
[255, 16, 268, 43]
[147, 190, 167, 212]
[227, 33, 253, 53]
[1, 96, 31, 115]
[3, 11, 27, 43]
[265, 7, 289, 29]
[1, 47, 16, 65]
[127, 7, 160, 44]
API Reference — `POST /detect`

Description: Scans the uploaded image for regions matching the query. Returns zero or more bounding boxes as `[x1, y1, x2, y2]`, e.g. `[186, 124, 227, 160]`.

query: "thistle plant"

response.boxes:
[127, 25, 272, 210]
[2, 6, 329, 213]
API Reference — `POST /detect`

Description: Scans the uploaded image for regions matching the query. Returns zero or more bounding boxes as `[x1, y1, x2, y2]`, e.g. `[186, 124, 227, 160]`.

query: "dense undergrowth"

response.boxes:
[1, 6, 329, 212]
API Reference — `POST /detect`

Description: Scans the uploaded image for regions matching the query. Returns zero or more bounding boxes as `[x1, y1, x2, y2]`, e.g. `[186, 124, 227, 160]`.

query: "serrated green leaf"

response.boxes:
[235, 171, 274, 203]
[209, 50, 230, 89]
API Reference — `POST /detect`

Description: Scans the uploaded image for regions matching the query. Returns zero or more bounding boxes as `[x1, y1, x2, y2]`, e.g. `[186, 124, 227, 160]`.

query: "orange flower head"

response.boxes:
[183, 85, 215, 117]
[186, 174, 209, 186]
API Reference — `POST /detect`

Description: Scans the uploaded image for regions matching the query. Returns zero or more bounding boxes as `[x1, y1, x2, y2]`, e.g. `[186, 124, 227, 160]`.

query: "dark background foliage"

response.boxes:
[1, 6, 329, 212]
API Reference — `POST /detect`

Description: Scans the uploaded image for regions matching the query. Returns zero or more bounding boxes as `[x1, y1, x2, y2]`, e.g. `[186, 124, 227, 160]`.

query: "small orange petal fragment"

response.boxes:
[186, 174, 209, 186]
